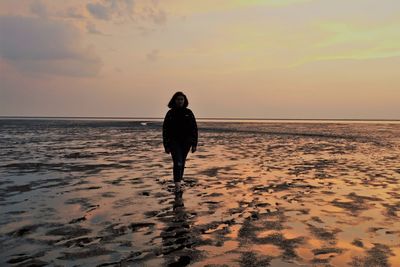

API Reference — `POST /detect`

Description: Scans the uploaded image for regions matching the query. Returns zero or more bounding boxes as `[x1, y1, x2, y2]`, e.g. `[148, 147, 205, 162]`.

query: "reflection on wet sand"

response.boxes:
[160, 191, 200, 267]
[0, 120, 399, 266]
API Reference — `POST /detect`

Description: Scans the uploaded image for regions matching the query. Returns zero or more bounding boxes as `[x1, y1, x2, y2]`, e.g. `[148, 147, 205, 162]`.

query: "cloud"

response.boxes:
[0, 15, 102, 77]
[30, 0, 48, 18]
[86, 2, 112, 20]
[146, 8, 167, 25]
[26, 1, 87, 20]
[58, 6, 86, 19]
[146, 49, 159, 61]
[85, 0, 167, 25]
[86, 21, 106, 35]
[86, 0, 135, 21]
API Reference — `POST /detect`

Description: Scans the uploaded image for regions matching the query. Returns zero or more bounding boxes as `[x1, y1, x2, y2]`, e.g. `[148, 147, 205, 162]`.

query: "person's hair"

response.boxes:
[167, 91, 189, 108]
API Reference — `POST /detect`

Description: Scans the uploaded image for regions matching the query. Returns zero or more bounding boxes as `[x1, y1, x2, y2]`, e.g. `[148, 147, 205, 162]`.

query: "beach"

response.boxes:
[0, 119, 399, 266]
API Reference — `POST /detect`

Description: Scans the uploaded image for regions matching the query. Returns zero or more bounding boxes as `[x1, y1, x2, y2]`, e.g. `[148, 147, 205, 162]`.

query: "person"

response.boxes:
[162, 91, 198, 192]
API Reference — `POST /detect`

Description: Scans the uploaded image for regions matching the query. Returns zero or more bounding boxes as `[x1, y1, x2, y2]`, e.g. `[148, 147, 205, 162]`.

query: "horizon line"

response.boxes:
[0, 116, 399, 121]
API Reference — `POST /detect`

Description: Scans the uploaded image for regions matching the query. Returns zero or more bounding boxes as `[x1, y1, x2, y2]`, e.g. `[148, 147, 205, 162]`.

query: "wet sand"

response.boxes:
[0, 120, 399, 266]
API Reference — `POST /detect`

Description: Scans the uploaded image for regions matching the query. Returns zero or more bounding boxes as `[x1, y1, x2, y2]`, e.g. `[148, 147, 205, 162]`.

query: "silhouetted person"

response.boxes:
[163, 91, 198, 192]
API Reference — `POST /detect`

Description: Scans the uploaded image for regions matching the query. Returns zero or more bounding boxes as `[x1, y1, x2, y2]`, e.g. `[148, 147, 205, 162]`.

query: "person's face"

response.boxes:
[175, 95, 185, 107]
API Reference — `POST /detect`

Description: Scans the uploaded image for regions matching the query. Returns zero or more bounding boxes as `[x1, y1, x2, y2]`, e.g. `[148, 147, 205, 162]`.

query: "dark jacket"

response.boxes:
[162, 107, 198, 150]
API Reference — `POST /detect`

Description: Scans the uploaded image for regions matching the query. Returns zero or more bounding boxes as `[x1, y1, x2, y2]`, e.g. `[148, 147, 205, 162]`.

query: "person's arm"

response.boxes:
[162, 110, 171, 152]
[189, 110, 198, 148]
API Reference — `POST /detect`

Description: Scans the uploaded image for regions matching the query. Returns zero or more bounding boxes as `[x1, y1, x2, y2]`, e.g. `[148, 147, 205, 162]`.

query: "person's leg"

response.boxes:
[180, 141, 192, 179]
[175, 140, 191, 191]
[170, 140, 184, 190]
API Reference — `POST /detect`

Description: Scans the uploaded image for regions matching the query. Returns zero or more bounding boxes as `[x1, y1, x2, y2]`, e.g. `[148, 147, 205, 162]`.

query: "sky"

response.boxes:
[0, 0, 399, 119]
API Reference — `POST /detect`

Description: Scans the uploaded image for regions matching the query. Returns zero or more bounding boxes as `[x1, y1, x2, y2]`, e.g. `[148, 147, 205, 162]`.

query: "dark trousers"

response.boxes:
[169, 139, 192, 182]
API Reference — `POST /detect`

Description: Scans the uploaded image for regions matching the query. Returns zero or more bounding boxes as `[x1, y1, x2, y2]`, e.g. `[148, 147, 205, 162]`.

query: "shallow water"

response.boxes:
[0, 119, 399, 266]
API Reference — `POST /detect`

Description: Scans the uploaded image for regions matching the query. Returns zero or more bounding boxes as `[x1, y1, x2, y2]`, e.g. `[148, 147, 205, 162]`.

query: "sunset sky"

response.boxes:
[0, 0, 399, 119]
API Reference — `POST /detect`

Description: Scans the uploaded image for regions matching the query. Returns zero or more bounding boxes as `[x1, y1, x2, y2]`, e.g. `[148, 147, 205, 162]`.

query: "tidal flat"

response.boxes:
[0, 119, 399, 266]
